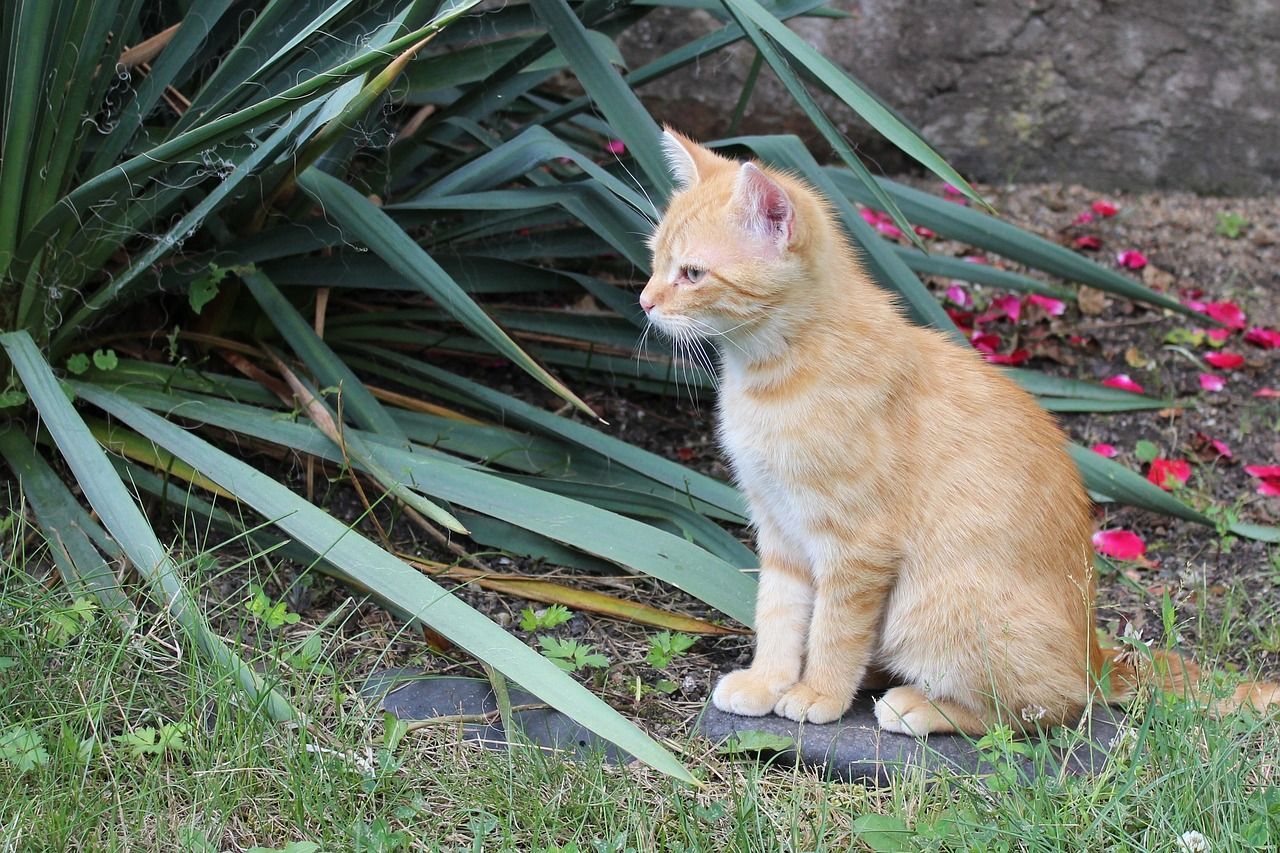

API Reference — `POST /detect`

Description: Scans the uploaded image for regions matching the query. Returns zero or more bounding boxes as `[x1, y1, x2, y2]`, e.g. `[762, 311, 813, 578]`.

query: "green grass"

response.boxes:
[3, 514, 1278, 851]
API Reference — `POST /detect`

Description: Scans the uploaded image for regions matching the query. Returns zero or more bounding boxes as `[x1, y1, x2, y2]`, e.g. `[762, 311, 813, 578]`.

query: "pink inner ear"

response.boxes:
[737, 164, 794, 246]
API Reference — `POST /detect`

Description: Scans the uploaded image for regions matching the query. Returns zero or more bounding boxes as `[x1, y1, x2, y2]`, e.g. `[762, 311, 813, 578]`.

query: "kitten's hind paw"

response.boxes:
[711, 669, 791, 717]
[773, 683, 849, 724]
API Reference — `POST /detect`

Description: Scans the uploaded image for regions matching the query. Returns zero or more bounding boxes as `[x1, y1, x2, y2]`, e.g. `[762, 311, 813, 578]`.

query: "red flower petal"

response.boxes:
[1027, 294, 1067, 316]
[945, 284, 972, 308]
[1091, 443, 1119, 458]
[991, 294, 1022, 322]
[1073, 235, 1102, 250]
[1147, 458, 1191, 490]
[1091, 200, 1119, 217]
[1102, 374, 1145, 393]
[604, 139, 626, 155]
[1244, 327, 1280, 349]
[945, 307, 974, 329]
[963, 254, 989, 264]
[970, 331, 1001, 354]
[914, 225, 936, 239]
[1255, 387, 1280, 398]
[1116, 249, 1148, 270]
[1204, 351, 1244, 369]
[1203, 301, 1246, 329]
[1259, 478, 1280, 497]
[984, 349, 1030, 365]
[1199, 373, 1226, 392]
[1093, 529, 1145, 560]
[1074, 211, 1095, 225]
[1244, 465, 1280, 479]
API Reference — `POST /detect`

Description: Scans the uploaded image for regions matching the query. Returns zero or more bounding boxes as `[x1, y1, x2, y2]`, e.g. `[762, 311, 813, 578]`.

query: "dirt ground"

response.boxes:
[179, 180, 1280, 738]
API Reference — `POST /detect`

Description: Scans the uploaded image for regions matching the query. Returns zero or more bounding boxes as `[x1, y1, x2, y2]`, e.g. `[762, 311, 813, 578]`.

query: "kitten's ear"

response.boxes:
[661, 128, 702, 190]
[733, 162, 795, 249]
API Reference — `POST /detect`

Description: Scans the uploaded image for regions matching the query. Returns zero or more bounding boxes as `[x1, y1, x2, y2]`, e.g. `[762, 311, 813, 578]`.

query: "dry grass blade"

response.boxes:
[400, 553, 747, 636]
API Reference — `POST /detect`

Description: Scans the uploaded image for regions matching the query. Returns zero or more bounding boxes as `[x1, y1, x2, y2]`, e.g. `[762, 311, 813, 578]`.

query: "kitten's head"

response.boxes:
[640, 129, 831, 350]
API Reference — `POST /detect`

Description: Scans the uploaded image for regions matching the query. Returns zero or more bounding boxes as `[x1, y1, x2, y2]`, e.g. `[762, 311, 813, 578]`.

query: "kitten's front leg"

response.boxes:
[712, 560, 813, 716]
[774, 556, 895, 724]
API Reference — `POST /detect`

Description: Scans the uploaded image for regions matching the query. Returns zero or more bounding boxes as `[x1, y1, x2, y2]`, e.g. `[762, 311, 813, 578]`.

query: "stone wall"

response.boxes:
[622, 1, 1280, 194]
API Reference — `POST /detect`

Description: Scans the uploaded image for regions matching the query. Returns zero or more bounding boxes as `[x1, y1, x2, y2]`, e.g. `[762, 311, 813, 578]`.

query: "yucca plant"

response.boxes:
[1, 0, 1273, 780]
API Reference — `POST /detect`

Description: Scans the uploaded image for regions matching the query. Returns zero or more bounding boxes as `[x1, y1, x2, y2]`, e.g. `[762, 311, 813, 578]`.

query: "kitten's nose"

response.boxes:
[639, 294, 655, 314]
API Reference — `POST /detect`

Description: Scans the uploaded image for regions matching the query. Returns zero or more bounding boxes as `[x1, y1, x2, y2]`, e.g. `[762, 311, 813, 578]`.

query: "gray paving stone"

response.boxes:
[362, 669, 626, 763]
[700, 692, 1126, 785]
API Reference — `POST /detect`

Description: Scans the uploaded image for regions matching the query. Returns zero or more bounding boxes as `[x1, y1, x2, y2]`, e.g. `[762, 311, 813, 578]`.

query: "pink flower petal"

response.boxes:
[1093, 529, 1146, 560]
[945, 284, 972, 308]
[1074, 211, 1095, 225]
[1204, 351, 1244, 369]
[984, 349, 1030, 365]
[1074, 235, 1102, 250]
[1184, 299, 1208, 313]
[1116, 249, 1148, 270]
[1259, 478, 1280, 497]
[859, 208, 888, 226]
[1255, 387, 1280, 398]
[942, 183, 964, 198]
[991, 294, 1022, 322]
[1027, 294, 1067, 316]
[1211, 439, 1232, 459]
[963, 254, 989, 265]
[1091, 443, 1119, 458]
[1206, 327, 1233, 344]
[1147, 458, 1191, 490]
[1244, 327, 1280, 349]
[875, 221, 904, 239]
[914, 225, 936, 239]
[1244, 465, 1280, 479]
[1102, 374, 1145, 393]
[970, 331, 1001, 354]
[1199, 373, 1226, 392]
[604, 139, 626, 155]
[1091, 200, 1119, 217]
[1203, 301, 1246, 329]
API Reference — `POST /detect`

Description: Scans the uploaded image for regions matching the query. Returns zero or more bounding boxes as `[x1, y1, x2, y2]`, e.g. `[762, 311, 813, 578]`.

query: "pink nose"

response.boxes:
[639, 295, 655, 314]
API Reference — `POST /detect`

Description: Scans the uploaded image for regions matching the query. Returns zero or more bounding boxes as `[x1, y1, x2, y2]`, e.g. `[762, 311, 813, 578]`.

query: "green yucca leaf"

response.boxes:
[718, 0, 986, 209]
[829, 172, 1211, 321]
[719, 0, 922, 250]
[892, 246, 1073, 300]
[0, 0, 56, 280]
[97, 382, 758, 620]
[9, 0, 484, 286]
[71, 380, 695, 781]
[86, 0, 238, 175]
[0, 330, 298, 723]
[295, 168, 594, 416]
[0, 427, 135, 620]
[530, 0, 670, 198]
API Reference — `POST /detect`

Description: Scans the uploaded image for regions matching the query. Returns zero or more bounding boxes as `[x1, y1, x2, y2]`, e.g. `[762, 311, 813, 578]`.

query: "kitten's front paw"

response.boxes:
[711, 669, 791, 716]
[773, 683, 849, 724]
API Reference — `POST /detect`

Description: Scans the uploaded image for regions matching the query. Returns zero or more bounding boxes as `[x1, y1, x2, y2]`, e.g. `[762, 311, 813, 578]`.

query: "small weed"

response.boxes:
[113, 723, 192, 759]
[645, 631, 696, 669]
[1215, 211, 1249, 239]
[537, 636, 609, 673]
[245, 583, 301, 630]
[519, 604, 574, 632]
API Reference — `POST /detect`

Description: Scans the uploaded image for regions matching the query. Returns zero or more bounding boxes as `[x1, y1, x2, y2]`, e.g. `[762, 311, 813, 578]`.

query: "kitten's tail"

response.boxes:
[1097, 644, 1280, 714]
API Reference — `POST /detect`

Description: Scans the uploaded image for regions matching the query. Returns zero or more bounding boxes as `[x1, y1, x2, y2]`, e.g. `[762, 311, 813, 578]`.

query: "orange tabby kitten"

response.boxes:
[640, 129, 1278, 734]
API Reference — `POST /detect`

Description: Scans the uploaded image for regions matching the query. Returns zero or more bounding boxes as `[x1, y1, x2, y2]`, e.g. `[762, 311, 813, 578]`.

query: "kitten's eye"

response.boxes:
[681, 266, 707, 284]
